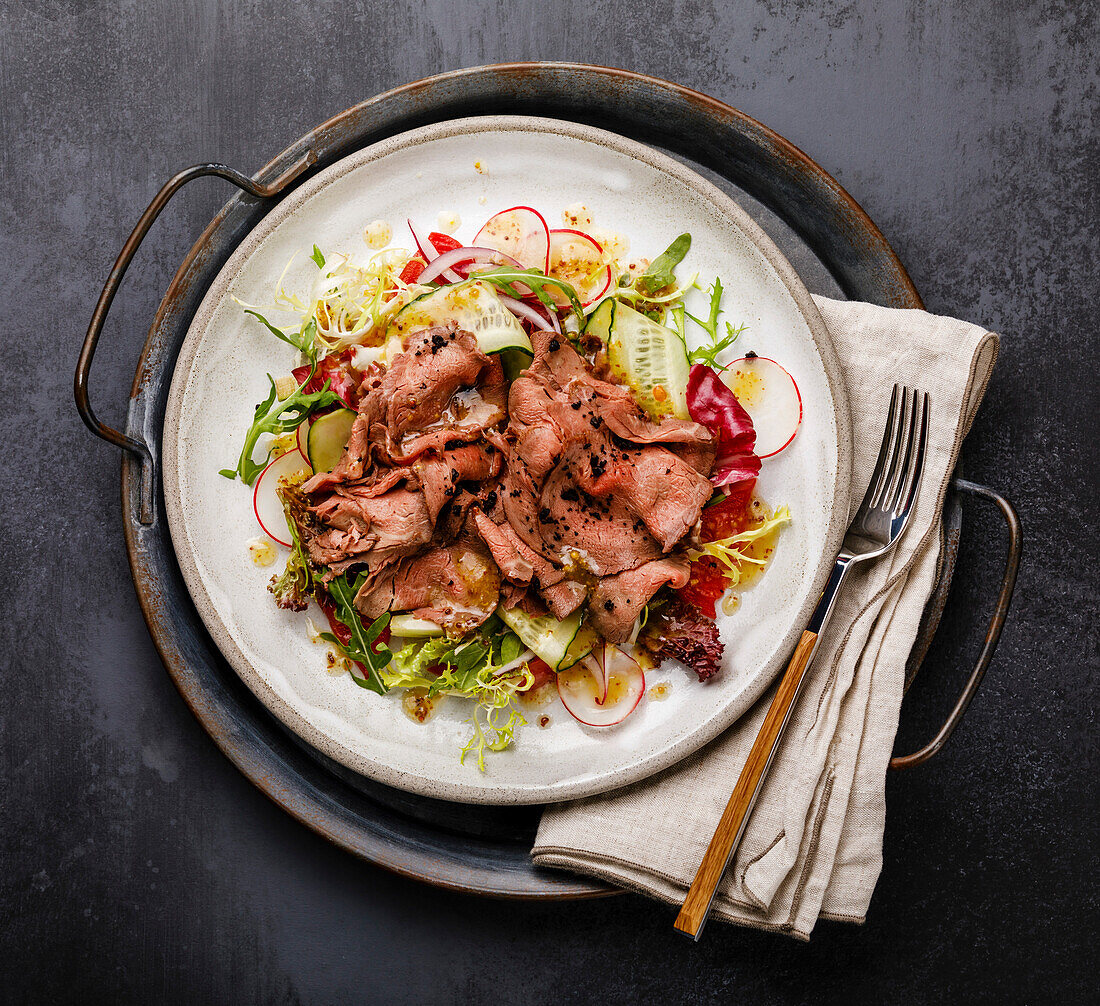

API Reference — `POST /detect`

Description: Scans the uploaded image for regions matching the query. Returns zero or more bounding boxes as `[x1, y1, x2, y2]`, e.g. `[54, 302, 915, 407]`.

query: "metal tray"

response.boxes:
[75, 64, 1020, 897]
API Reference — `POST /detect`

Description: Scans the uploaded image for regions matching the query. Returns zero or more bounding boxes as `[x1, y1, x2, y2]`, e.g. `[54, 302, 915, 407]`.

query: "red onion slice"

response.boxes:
[498, 293, 560, 333]
[418, 246, 524, 285]
[407, 219, 463, 283]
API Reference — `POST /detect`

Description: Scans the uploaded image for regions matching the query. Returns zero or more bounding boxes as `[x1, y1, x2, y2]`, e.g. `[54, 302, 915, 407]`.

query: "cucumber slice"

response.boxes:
[558, 622, 599, 672]
[604, 302, 690, 421]
[581, 297, 615, 343]
[387, 281, 534, 355]
[306, 408, 356, 473]
[498, 346, 534, 383]
[389, 614, 445, 637]
[498, 606, 595, 672]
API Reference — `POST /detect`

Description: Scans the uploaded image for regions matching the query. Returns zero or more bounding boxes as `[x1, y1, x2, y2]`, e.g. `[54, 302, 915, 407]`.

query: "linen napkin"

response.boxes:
[532, 296, 999, 939]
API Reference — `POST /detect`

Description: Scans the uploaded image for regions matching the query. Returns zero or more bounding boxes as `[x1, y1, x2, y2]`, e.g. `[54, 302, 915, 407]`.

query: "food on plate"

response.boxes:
[220, 208, 799, 768]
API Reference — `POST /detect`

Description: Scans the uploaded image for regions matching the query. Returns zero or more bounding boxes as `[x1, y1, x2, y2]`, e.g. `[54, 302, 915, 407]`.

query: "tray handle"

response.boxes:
[890, 478, 1021, 769]
[74, 156, 315, 525]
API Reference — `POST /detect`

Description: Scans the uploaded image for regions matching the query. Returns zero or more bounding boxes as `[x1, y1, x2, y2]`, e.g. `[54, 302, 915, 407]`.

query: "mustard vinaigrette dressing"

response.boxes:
[719, 496, 786, 615]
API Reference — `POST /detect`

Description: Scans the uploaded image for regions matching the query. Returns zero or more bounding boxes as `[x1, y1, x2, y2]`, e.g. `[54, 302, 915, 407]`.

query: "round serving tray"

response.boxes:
[83, 64, 1017, 898]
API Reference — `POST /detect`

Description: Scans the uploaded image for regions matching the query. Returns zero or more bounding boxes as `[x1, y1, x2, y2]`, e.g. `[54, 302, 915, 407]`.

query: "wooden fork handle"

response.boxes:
[674, 629, 819, 939]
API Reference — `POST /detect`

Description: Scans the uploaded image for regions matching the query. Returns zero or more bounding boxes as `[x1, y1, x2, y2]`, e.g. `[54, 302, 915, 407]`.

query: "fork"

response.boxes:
[673, 384, 930, 940]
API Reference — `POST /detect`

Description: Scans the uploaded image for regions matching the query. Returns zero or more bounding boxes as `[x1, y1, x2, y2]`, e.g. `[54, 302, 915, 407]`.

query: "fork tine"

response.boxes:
[858, 384, 901, 512]
[873, 386, 910, 510]
[886, 389, 919, 514]
[895, 391, 929, 519]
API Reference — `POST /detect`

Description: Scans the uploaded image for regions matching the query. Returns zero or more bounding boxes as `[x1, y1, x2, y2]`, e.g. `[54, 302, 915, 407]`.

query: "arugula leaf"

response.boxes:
[310, 244, 325, 269]
[220, 366, 339, 484]
[325, 573, 392, 695]
[244, 309, 319, 363]
[685, 277, 747, 367]
[685, 277, 723, 342]
[635, 233, 691, 296]
[473, 267, 584, 319]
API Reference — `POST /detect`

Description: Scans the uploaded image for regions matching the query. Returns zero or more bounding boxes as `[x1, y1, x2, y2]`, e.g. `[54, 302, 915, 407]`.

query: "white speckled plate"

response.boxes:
[163, 116, 851, 805]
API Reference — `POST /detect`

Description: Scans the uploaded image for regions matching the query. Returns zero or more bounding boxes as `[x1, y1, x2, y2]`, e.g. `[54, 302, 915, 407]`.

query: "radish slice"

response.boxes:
[294, 420, 309, 458]
[474, 206, 550, 271]
[722, 356, 802, 457]
[557, 643, 645, 727]
[548, 229, 612, 307]
[252, 448, 311, 547]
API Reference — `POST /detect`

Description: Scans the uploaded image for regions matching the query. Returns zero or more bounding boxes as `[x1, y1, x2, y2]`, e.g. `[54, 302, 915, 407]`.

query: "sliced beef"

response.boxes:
[587, 557, 691, 644]
[565, 439, 713, 551]
[301, 410, 373, 494]
[539, 578, 588, 620]
[414, 443, 501, 521]
[537, 449, 663, 574]
[379, 325, 491, 441]
[304, 486, 432, 579]
[471, 510, 536, 583]
[598, 406, 717, 476]
[500, 579, 529, 610]
[502, 336, 714, 579]
[354, 537, 501, 634]
[297, 325, 508, 576]
[292, 315, 718, 648]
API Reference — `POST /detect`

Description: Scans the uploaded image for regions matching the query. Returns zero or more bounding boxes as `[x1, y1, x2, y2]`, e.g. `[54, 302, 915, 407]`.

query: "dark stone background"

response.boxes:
[2, 2, 1096, 1003]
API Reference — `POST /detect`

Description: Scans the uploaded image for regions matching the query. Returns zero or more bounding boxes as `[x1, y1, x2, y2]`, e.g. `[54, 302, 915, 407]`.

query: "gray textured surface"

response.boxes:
[2, 2, 1097, 1003]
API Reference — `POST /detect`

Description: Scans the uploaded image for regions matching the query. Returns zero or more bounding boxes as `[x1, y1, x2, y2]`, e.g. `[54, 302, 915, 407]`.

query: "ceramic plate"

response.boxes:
[163, 116, 850, 804]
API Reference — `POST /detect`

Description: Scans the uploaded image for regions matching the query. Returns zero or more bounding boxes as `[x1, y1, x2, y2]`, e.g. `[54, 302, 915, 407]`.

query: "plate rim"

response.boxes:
[161, 113, 852, 805]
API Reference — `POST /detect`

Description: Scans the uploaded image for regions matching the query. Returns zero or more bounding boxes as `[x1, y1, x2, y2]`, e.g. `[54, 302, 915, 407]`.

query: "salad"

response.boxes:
[222, 206, 802, 768]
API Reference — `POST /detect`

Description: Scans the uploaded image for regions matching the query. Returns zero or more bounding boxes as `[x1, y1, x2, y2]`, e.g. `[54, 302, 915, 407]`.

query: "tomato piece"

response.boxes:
[700, 479, 756, 540]
[678, 483, 758, 617]
[522, 657, 555, 692]
[428, 232, 462, 253]
[399, 257, 426, 285]
[678, 558, 729, 619]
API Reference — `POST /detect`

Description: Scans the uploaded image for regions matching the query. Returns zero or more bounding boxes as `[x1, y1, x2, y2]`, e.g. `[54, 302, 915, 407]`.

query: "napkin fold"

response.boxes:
[532, 297, 999, 939]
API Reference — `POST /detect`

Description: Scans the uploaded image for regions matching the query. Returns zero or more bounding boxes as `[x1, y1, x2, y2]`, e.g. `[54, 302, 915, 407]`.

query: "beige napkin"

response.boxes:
[532, 297, 999, 939]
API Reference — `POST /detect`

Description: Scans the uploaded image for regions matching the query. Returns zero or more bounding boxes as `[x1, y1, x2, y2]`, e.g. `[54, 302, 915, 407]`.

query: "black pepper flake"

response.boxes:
[745, 350, 758, 359]
[570, 401, 582, 411]
[539, 507, 554, 524]
[604, 600, 615, 611]
[560, 487, 579, 502]
[484, 490, 498, 509]
[589, 415, 603, 429]
[510, 488, 521, 498]
[431, 333, 446, 351]
[548, 338, 561, 352]
[450, 468, 460, 480]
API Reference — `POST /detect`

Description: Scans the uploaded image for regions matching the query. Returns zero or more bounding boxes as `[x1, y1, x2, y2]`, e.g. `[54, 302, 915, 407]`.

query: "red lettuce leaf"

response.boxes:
[640, 596, 725, 681]
[686, 364, 761, 488]
[292, 348, 360, 410]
